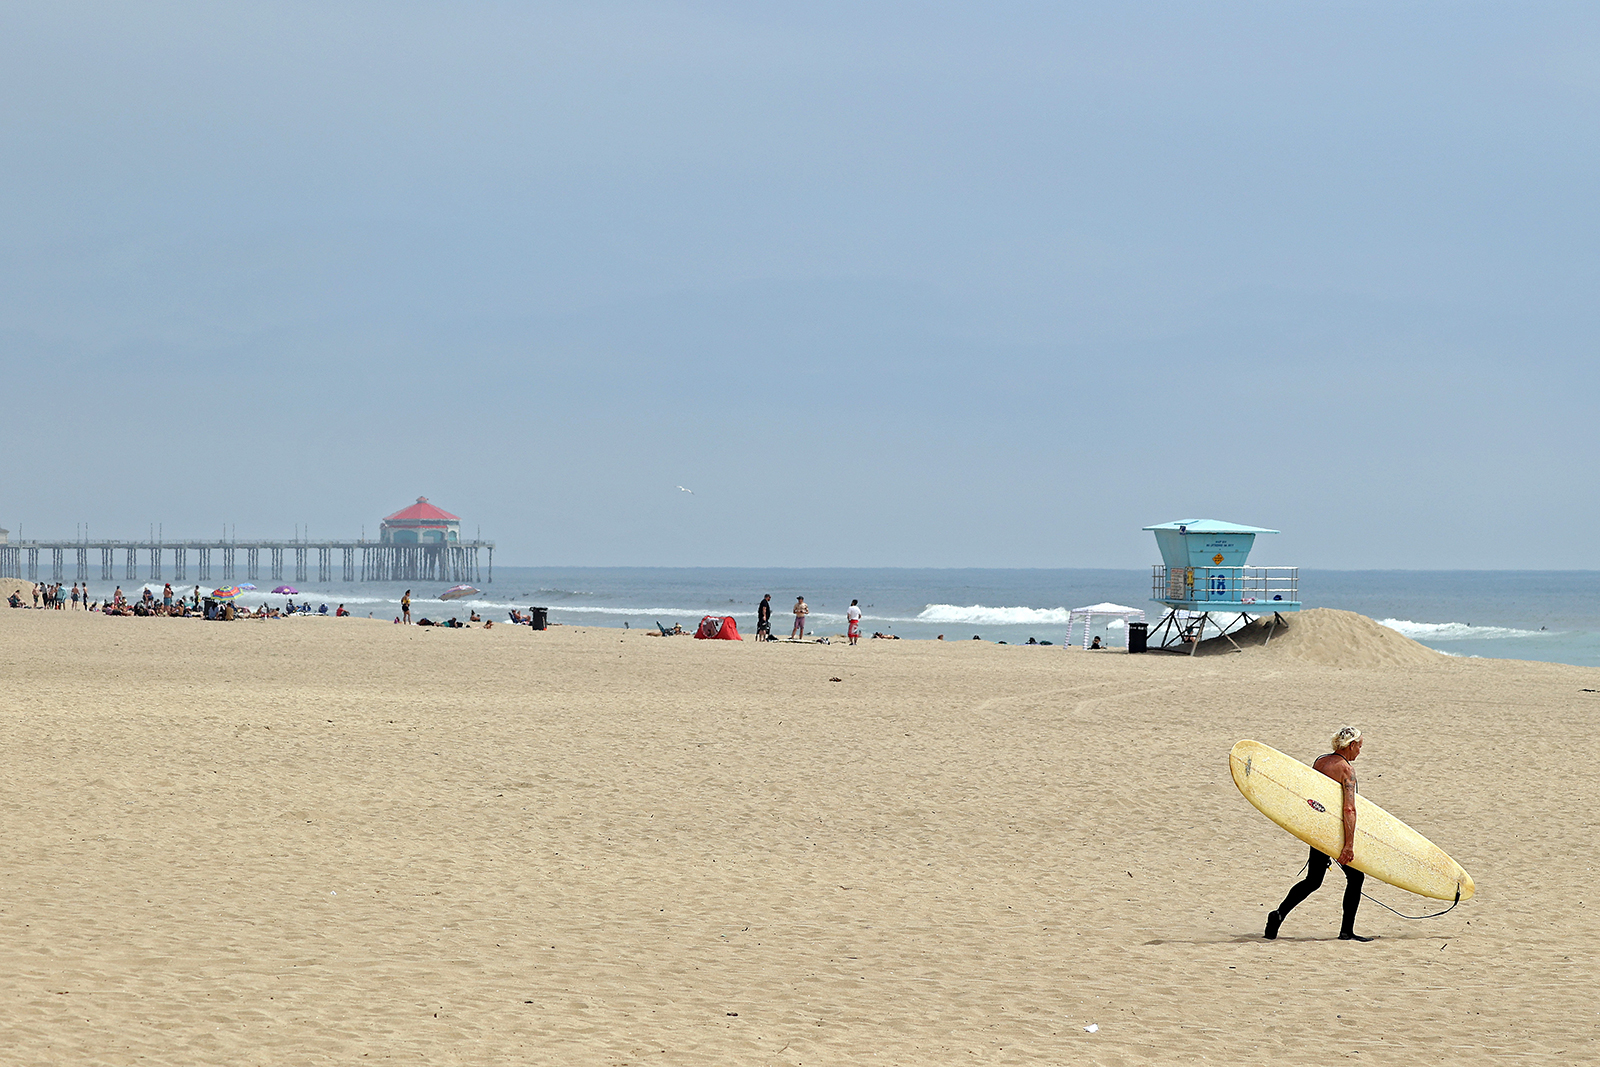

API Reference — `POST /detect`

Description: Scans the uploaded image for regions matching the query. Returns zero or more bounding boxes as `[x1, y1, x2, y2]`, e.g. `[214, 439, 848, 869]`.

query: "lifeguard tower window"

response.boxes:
[1142, 519, 1301, 655]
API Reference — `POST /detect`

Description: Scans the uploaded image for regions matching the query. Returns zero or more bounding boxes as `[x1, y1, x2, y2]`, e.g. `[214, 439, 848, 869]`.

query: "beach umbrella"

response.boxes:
[211, 586, 240, 599]
[238, 583, 257, 590]
[440, 584, 480, 601]
[272, 585, 298, 595]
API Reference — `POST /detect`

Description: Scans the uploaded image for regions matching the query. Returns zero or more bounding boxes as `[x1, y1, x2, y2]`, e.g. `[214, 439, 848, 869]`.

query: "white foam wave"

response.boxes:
[1378, 618, 1549, 641]
[549, 604, 740, 618]
[916, 604, 1070, 626]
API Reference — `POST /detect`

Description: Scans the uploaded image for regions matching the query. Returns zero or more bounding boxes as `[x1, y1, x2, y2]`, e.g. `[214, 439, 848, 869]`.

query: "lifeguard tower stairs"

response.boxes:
[1144, 519, 1300, 654]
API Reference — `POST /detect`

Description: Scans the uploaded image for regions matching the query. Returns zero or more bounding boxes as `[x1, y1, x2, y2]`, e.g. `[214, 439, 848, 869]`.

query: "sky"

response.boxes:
[3, 2, 1598, 568]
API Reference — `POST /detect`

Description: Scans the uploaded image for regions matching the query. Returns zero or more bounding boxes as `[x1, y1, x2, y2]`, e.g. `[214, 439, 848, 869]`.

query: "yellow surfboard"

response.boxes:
[1230, 740, 1474, 901]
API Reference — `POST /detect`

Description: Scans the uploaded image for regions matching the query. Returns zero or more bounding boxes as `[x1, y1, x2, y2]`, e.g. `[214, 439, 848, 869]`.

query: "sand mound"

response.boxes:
[1196, 607, 1446, 667]
[1, 576, 32, 601]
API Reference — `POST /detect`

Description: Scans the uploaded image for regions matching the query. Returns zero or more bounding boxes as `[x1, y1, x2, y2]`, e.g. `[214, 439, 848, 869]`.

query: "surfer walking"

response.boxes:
[1264, 727, 1372, 942]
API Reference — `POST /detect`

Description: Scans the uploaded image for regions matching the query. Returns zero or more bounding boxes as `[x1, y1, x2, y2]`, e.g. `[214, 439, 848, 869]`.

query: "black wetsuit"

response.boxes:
[1272, 844, 1365, 938]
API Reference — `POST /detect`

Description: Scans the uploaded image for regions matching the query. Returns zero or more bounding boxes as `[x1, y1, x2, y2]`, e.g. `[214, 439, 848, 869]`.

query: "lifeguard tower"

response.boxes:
[1144, 519, 1300, 653]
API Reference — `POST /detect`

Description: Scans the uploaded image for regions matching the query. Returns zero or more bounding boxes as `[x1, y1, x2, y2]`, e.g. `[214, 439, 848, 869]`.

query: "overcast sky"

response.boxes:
[4, 2, 1597, 568]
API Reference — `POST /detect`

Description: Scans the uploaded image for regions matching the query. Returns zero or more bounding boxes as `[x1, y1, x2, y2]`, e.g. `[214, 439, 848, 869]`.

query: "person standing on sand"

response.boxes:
[791, 596, 808, 639]
[847, 600, 861, 645]
[756, 594, 772, 641]
[402, 590, 412, 624]
[1264, 727, 1371, 942]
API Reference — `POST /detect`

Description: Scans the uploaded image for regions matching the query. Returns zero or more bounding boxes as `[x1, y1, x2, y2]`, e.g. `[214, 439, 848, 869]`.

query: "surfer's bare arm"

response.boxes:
[1338, 773, 1357, 866]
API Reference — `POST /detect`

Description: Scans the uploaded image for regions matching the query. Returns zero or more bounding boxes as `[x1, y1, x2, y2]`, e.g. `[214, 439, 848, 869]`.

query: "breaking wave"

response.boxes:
[916, 604, 1070, 626]
[1377, 618, 1549, 641]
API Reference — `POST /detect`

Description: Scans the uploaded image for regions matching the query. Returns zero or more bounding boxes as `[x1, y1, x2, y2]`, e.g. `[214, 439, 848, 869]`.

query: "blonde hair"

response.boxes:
[1332, 726, 1362, 752]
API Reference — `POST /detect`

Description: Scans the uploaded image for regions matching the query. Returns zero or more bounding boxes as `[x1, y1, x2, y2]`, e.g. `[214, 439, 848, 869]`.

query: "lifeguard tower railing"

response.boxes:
[1152, 565, 1298, 609]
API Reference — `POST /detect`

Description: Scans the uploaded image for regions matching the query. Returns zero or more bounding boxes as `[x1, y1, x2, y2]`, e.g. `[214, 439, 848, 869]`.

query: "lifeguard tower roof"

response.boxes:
[1144, 518, 1279, 573]
[1143, 519, 1279, 535]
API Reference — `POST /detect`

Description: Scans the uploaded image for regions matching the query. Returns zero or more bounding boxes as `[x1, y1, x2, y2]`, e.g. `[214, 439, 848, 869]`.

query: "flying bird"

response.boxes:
[677, 485, 694, 494]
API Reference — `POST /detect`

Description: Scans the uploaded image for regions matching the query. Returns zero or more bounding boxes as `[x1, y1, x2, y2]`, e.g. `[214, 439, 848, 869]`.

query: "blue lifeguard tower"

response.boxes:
[1144, 519, 1300, 653]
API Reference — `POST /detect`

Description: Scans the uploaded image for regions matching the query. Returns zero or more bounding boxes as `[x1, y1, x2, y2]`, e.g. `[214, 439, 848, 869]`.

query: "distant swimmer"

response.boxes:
[1264, 727, 1372, 942]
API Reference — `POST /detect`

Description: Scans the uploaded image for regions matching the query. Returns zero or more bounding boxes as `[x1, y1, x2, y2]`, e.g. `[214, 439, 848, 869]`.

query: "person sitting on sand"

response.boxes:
[1264, 727, 1371, 942]
[336, 604, 348, 616]
[1090, 636, 1104, 649]
[469, 610, 481, 622]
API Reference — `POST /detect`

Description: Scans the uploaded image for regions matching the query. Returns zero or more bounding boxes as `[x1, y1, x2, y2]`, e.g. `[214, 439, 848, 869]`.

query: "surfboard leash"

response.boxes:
[1291, 857, 1466, 919]
[1359, 886, 1461, 920]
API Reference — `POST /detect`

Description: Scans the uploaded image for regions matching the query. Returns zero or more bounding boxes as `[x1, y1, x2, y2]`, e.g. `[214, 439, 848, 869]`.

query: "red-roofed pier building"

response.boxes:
[380, 497, 461, 544]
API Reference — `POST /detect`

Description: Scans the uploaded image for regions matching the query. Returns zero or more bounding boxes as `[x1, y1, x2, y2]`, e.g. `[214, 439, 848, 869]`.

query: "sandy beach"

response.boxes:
[2, 600, 1597, 1064]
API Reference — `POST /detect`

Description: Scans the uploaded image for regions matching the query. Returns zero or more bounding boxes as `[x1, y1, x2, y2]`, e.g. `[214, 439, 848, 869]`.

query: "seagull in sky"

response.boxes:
[677, 485, 694, 494]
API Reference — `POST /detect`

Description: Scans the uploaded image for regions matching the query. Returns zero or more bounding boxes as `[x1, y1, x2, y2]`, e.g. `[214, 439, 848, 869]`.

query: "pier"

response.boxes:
[0, 539, 493, 586]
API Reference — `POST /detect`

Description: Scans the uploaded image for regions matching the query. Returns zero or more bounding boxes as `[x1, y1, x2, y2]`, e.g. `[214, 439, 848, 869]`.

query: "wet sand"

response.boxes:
[1, 605, 1595, 1064]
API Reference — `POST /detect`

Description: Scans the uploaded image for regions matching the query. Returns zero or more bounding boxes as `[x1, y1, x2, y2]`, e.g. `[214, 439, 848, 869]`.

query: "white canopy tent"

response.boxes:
[1066, 602, 1147, 649]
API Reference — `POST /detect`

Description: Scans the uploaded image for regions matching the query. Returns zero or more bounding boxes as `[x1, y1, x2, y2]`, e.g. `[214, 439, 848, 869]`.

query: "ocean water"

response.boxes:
[120, 567, 1600, 669]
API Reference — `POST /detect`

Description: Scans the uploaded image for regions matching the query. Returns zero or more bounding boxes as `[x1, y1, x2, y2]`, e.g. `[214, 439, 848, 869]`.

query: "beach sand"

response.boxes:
[1, 605, 1596, 1064]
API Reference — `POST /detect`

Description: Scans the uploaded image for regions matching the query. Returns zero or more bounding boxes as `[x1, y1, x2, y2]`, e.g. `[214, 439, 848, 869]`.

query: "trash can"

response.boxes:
[529, 607, 548, 631]
[1126, 622, 1148, 653]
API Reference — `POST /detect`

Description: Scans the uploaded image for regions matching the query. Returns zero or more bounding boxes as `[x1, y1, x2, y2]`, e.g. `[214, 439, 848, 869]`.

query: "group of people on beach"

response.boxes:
[752, 594, 866, 645]
[5, 578, 354, 621]
[8, 581, 89, 610]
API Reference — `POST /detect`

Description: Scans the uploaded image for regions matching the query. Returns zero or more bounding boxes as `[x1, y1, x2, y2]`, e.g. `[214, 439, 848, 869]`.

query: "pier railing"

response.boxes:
[0, 540, 493, 586]
[1151, 565, 1297, 607]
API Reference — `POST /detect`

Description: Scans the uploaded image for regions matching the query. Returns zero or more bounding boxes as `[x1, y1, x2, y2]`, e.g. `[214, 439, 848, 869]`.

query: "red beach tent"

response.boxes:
[695, 616, 742, 640]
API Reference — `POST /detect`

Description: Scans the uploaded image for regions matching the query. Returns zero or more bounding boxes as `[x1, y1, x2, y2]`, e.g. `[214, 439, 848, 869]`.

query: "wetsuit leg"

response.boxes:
[1338, 863, 1367, 939]
[1266, 846, 1328, 937]
[1277, 845, 1329, 917]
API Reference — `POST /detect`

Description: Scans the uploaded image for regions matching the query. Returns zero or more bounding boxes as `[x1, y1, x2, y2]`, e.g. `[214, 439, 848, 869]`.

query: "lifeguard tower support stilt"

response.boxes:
[1144, 519, 1300, 654]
